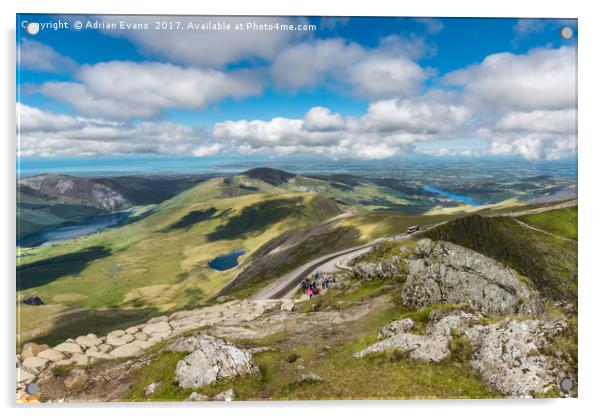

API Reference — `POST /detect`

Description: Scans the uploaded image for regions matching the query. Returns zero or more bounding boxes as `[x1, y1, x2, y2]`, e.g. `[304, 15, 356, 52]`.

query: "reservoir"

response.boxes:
[18, 211, 132, 247]
[208, 249, 246, 271]
[422, 185, 483, 206]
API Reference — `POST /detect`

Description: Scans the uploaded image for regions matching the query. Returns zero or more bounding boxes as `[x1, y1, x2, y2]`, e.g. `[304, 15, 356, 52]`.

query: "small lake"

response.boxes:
[18, 211, 132, 247]
[422, 185, 483, 206]
[208, 249, 246, 271]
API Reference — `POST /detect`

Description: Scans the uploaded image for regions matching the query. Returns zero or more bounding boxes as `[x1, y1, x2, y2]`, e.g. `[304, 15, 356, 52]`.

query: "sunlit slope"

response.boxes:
[17, 178, 341, 337]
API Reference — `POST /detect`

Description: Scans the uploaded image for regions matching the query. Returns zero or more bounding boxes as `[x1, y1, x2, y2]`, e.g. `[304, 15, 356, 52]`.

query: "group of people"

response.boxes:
[302, 270, 336, 298]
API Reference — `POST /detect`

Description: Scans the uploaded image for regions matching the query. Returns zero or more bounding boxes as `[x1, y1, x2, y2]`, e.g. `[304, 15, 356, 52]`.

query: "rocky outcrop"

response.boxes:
[169, 334, 257, 389]
[353, 256, 403, 280]
[402, 239, 542, 316]
[355, 309, 480, 362]
[355, 306, 573, 398]
[465, 318, 572, 398]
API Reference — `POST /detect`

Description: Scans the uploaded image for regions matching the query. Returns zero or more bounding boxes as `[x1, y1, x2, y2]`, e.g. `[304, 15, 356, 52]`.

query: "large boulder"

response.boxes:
[353, 255, 403, 280]
[169, 334, 257, 389]
[465, 318, 571, 397]
[354, 332, 450, 362]
[402, 239, 542, 316]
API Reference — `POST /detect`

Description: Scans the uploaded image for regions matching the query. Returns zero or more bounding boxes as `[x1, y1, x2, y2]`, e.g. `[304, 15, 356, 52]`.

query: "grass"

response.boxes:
[519, 207, 577, 240]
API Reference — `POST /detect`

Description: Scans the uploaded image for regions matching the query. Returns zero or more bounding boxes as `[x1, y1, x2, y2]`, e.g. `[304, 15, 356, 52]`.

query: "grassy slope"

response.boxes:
[425, 211, 577, 302]
[519, 207, 577, 240]
[17, 178, 341, 345]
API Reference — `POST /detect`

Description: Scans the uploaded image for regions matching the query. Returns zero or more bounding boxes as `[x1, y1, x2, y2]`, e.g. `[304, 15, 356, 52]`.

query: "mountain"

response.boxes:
[17, 173, 210, 240]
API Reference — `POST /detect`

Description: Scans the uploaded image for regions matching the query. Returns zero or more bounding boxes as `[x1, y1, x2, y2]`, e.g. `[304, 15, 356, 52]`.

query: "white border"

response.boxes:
[3, 0, 601, 415]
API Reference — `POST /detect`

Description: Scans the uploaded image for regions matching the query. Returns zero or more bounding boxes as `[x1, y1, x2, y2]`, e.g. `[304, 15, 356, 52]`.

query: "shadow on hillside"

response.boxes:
[20, 306, 159, 348]
[17, 245, 112, 291]
[208, 197, 304, 241]
[164, 207, 217, 231]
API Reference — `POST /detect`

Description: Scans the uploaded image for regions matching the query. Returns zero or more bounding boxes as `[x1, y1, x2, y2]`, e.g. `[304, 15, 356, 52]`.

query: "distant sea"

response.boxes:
[17, 155, 578, 179]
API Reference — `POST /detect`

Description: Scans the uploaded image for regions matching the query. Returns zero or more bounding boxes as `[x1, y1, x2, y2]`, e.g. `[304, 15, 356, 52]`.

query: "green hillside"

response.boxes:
[17, 178, 342, 345]
[424, 211, 577, 302]
[519, 207, 577, 240]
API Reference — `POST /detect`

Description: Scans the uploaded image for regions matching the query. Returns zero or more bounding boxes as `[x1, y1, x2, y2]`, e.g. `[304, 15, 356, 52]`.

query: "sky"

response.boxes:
[16, 15, 577, 161]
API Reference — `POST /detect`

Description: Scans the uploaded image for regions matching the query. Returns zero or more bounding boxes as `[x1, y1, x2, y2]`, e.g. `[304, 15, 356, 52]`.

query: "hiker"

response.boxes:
[323, 276, 329, 290]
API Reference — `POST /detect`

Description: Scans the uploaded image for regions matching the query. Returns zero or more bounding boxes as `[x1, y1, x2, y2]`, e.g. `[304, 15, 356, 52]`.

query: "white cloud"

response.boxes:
[414, 18, 444, 34]
[212, 93, 470, 159]
[444, 46, 577, 111]
[271, 37, 430, 99]
[494, 110, 576, 134]
[18, 39, 76, 73]
[192, 143, 222, 157]
[17, 104, 212, 157]
[35, 61, 262, 119]
[513, 19, 547, 35]
[102, 16, 306, 68]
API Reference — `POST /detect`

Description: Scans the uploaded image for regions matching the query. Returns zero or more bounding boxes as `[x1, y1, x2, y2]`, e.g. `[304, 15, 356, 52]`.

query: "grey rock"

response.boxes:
[144, 382, 161, 396]
[212, 389, 235, 401]
[353, 255, 403, 280]
[299, 372, 323, 382]
[402, 239, 542, 316]
[378, 318, 414, 339]
[354, 332, 450, 362]
[54, 342, 83, 355]
[465, 318, 571, 398]
[36, 348, 65, 362]
[109, 343, 143, 358]
[216, 296, 232, 304]
[187, 392, 209, 401]
[170, 334, 257, 389]
[63, 368, 89, 390]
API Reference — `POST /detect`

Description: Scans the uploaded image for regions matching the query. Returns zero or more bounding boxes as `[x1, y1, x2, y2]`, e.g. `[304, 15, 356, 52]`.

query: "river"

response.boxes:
[422, 185, 483, 206]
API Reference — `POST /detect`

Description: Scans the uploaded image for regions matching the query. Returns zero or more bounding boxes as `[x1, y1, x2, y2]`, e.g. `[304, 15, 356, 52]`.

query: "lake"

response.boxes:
[208, 249, 246, 271]
[422, 185, 483, 206]
[18, 211, 132, 247]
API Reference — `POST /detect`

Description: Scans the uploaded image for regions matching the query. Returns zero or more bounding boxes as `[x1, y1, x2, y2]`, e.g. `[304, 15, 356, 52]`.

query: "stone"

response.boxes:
[465, 318, 570, 398]
[75, 335, 102, 348]
[216, 296, 232, 304]
[22, 356, 49, 371]
[402, 239, 543, 316]
[109, 344, 143, 358]
[22, 295, 44, 306]
[98, 344, 112, 353]
[55, 360, 73, 366]
[352, 250, 403, 280]
[280, 300, 295, 312]
[85, 349, 113, 361]
[21, 342, 49, 358]
[134, 332, 149, 341]
[187, 392, 209, 401]
[54, 342, 83, 355]
[121, 334, 135, 343]
[125, 326, 140, 335]
[17, 368, 36, 384]
[131, 340, 153, 350]
[64, 368, 89, 390]
[142, 321, 171, 336]
[108, 329, 126, 338]
[70, 354, 90, 366]
[212, 389, 235, 401]
[354, 332, 450, 362]
[146, 315, 169, 325]
[144, 382, 161, 397]
[299, 372, 323, 382]
[378, 318, 414, 339]
[170, 334, 257, 389]
[106, 334, 127, 347]
[427, 310, 480, 338]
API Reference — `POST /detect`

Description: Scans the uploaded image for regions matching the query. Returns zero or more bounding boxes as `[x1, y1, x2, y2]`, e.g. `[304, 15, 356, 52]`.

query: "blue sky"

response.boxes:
[16, 15, 577, 161]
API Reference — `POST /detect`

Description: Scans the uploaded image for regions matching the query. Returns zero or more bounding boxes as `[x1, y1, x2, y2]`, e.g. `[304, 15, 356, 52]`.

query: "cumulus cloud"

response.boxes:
[212, 93, 470, 159]
[414, 18, 444, 34]
[444, 46, 576, 111]
[17, 103, 215, 157]
[102, 16, 307, 68]
[18, 39, 76, 73]
[34, 61, 262, 119]
[271, 36, 430, 99]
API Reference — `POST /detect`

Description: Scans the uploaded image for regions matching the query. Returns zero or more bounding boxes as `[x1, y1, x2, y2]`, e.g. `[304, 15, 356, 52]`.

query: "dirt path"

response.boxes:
[497, 199, 577, 218]
[512, 219, 577, 243]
